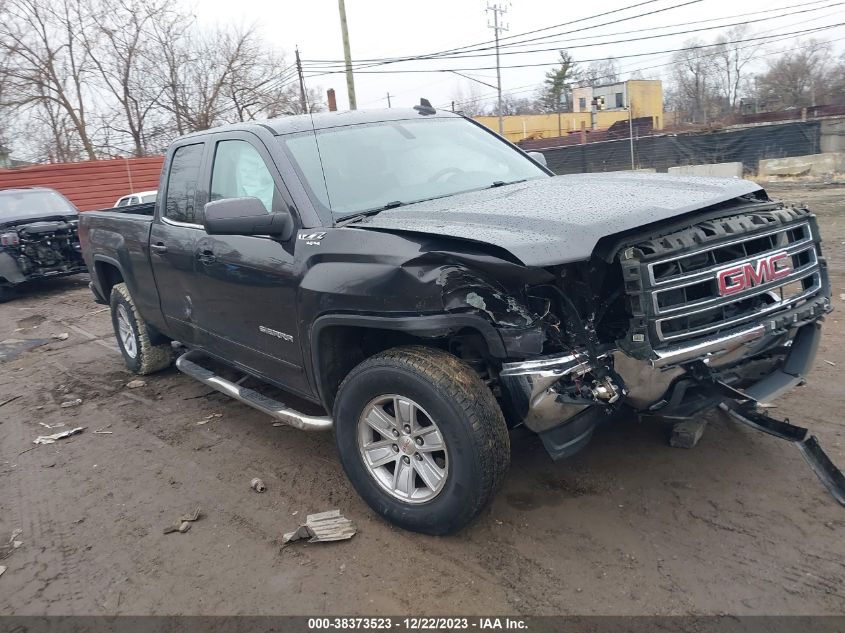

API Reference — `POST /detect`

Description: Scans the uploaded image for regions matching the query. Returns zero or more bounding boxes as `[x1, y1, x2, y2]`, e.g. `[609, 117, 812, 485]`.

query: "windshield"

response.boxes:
[141, 193, 157, 203]
[0, 189, 76, 218]
[280, 118, 548, 218]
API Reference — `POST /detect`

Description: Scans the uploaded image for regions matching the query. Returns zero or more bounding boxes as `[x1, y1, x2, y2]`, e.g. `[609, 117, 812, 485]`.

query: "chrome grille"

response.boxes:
[645, 221, 822, 343]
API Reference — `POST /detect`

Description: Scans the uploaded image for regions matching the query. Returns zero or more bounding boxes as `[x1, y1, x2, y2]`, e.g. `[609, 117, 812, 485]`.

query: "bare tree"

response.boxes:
[668, 39, 718, 124]
[712, 25, 759, 114]
[579, 58, 620, 87]
[224, 49, 324, 119]
[0, 0, 326, 161]
[0, 0, 98, 159]
[490, 93, 539, 116]
[755, 39, 833, 110]
[82, 0, 182, 156]
[449, 81, 486, 117]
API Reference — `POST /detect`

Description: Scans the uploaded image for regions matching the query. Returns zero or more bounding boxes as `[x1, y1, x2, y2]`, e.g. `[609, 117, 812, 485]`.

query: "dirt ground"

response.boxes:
[0, 181, 843, 616]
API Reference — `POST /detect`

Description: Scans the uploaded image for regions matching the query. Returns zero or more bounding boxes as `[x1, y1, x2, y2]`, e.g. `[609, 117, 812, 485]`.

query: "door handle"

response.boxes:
[150, 243, 168, 254]
[196, 250, 217, 265]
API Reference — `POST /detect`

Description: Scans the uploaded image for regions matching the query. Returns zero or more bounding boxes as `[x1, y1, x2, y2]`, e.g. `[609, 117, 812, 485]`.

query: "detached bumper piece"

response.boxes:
[719, 400, 845, 506]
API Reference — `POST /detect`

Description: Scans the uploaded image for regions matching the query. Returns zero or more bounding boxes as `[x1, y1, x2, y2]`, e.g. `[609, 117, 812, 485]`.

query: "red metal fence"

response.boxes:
[0, 156, 164, 211]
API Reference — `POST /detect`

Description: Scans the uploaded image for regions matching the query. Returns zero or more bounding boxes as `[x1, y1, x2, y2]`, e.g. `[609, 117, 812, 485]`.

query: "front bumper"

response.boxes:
[500, 307, 827, 436]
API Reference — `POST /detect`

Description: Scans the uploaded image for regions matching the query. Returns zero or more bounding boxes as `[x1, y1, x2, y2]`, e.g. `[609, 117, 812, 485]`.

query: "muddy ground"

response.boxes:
[0, 181, 843, 616]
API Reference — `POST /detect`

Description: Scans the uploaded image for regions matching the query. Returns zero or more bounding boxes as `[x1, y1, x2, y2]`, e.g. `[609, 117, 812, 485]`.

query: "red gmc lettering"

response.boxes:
[716, 252, 790, 296]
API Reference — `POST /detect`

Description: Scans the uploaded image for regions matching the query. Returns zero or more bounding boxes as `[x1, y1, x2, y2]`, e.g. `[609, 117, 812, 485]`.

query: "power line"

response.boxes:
[458, 0, 842, 52]
[302, 0, 705, 70]
[440, 29, 845, 110]
[302, 23, 845, 77]
[302, 2, 842, 71]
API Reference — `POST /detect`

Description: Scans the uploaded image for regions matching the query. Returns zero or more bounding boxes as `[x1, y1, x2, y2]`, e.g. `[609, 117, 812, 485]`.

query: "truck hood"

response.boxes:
[356, 173, 762, 267]
[0, 210, 78, 228]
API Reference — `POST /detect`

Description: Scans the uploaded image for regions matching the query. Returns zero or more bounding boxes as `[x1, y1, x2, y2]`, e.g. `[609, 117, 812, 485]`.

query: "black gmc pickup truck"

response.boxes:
[79, 107, 843, 534]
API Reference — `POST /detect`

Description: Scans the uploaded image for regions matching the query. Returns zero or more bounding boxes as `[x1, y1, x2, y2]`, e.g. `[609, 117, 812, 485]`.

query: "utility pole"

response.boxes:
[628, 99, 635, 170]
[486, 3, 508, 135]
[338, 0, 357, 110]
[386, 92, 393, 108]
[295, 47, 307, 114]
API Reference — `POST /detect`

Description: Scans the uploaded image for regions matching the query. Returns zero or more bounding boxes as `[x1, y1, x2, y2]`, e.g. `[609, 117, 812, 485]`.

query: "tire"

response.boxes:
[109, 282, 173, 375]
[0, 285, 15, 303]
[334, 345, 510, 535]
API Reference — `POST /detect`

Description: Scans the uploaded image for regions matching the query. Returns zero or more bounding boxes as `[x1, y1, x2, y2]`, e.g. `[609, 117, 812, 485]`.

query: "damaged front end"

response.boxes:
[0, 218, 86, 290]
[436, 199, 842, 502]
[439, 258, 632, 458]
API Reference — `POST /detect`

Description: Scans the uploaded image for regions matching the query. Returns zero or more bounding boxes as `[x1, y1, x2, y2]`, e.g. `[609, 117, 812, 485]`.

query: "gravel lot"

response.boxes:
[1, 181, 843, 616]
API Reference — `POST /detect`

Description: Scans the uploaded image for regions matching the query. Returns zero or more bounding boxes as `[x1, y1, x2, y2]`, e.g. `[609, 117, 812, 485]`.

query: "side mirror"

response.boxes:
[528, 151, 548, 168]
[203, 197, 294, 240]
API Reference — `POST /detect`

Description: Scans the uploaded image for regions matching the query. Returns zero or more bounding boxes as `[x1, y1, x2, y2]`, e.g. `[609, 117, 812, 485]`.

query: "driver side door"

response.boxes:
[191, 132, 309, 396]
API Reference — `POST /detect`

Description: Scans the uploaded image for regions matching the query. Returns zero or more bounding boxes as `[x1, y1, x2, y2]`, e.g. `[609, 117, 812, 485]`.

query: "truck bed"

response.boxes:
[77, 206, 159, 316]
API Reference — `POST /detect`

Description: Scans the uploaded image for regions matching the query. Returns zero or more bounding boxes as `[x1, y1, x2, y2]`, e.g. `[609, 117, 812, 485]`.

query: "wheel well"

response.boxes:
[95, 261, 124, 298]
[315, 325, 493, 410]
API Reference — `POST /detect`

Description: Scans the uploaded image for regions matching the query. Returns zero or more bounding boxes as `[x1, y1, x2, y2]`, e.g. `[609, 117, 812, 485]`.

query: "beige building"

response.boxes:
[475, 79, 663, 144]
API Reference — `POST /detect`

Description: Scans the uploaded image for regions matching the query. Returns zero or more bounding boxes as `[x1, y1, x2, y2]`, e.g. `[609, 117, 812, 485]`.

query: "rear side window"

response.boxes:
[210, 140, 278, 214]
[164, 143, 204, 224]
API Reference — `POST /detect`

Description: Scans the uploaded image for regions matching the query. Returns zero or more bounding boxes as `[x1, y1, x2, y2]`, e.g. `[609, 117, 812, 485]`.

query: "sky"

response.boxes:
[197, 0, 845, 111]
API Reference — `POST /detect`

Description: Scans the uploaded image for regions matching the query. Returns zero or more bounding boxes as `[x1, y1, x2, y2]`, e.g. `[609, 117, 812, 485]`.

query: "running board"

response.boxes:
[719, 401, 845, 506]
[176, 351, 333, 432]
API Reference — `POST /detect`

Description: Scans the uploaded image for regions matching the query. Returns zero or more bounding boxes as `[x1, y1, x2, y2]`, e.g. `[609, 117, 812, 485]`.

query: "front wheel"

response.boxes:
[109, 282, 173, 375]
[334, 346, 510, 535]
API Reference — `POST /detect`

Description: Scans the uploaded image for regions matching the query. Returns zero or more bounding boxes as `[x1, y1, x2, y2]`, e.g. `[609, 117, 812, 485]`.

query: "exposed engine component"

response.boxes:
[14, 221, 83, 274]
[589, 375, 622, 403]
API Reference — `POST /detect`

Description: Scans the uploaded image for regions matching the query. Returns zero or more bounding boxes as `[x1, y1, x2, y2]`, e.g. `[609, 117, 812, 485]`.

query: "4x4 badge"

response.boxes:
[298, 231, 326, 246]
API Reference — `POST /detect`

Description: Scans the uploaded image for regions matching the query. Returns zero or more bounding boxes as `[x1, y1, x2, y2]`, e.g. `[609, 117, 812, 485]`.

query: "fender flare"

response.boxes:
[91, 254, 129, 298]
[307, 312, 507, 409]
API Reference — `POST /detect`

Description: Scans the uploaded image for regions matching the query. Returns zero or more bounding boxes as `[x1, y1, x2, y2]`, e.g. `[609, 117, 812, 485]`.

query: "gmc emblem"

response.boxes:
[716, 252, 790, 296]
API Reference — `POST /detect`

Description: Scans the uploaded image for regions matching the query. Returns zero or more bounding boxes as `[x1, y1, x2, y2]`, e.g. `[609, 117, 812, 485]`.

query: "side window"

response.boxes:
[164, 143, 204, 224]
[116, 197, 128, 207]
[210, 140, 278, 213]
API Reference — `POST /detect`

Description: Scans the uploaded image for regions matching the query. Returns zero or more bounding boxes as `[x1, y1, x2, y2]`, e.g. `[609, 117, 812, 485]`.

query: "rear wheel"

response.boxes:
[109, 282, 172, 375]
[334, 346, 510, 535]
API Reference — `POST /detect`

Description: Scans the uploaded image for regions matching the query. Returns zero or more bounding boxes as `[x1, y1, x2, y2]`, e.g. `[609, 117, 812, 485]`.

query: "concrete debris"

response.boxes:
[824, 360, 836, 366]
[196, 413, 222, 425]
[283, 510, 356, 545]
[59, 398, 82, 408]
[0, 566, 5, 578]
[250, 477, 266, 493]
[163, 506, 202, 534]
[33, 427, 85, 445]
[840, 293, 845, 301]
[670, 419, 708, 449]
[126, 380, 146, 389]
[0, 530, 23, 560]
[94, 426, 112, 434]
[53, 333, 69, 341]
